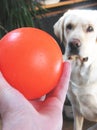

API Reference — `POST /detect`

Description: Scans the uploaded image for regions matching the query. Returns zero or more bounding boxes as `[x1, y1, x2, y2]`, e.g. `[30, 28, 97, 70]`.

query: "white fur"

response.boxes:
[54, 9, 97, 130]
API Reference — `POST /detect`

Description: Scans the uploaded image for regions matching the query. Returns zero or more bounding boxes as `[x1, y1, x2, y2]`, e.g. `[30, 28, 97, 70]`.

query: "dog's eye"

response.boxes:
[87, 26, 94, 32]
[66, 24, 73, 30]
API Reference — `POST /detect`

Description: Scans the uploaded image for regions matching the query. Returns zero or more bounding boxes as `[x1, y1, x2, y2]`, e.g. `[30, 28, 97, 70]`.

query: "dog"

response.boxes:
[54, 9, 97, 130]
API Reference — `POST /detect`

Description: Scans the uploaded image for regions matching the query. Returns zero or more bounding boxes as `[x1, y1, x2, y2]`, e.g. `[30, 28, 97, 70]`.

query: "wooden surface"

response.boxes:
[38, 0, 97, 18]
[42, 0, 87, 9]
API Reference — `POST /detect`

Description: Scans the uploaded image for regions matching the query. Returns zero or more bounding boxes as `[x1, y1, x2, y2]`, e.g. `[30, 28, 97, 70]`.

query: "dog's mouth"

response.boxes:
[68, 55, 88, 63]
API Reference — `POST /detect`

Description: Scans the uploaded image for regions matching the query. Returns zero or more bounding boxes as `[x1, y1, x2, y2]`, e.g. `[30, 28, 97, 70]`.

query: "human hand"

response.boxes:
[0, 62, 71, 130]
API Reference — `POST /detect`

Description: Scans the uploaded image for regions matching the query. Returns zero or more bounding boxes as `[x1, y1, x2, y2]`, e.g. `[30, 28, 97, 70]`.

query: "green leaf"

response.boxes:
[0, 0, 47, 37]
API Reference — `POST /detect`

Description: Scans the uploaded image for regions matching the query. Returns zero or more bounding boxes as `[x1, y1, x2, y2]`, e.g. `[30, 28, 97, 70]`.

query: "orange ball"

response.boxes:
[0, 27, 63, 99]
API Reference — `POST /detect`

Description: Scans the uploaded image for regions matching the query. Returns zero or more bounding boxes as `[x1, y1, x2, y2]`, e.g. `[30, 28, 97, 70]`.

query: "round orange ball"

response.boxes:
[0, 28, 63, 99]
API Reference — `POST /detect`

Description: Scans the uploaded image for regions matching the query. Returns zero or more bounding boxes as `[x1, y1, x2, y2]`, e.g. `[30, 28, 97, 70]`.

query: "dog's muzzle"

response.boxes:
[68, 39, 88, 63]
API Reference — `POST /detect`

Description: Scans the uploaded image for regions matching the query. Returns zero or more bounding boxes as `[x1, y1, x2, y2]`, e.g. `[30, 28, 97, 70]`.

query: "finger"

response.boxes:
[46, 61, 71, 104]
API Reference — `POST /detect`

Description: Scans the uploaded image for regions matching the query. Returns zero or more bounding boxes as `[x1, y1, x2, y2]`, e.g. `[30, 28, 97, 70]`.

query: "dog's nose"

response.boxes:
[69, 39, 81, 54]
[69, 39, 81, 48]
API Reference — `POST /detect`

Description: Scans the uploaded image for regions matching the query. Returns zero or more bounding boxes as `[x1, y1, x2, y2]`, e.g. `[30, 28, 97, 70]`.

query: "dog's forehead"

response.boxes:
[64, 10, 97, 25]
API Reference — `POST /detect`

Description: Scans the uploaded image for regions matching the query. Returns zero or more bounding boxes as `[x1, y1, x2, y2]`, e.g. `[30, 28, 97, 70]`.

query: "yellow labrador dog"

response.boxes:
[54, 9, 97, 130]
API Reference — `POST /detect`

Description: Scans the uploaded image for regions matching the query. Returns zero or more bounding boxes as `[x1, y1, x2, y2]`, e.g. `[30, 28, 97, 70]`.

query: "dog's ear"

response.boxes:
[53, 10, 71, 43]
[53, 15, 65, 43]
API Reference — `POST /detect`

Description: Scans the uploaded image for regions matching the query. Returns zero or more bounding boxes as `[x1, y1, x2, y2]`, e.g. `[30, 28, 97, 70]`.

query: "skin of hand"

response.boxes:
[0, 62, 71, 130]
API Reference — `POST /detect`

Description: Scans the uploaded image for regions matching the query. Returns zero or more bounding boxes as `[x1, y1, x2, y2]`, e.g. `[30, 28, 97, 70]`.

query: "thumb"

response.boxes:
[46, 61, 71, 104]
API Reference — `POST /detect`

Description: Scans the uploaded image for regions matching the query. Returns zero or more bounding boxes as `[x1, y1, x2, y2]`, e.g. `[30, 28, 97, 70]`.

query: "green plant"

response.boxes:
[0, 0, 46, 38]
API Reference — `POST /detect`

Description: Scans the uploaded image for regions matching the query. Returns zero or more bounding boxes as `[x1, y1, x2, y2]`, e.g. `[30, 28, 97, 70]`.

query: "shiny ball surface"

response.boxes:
[0, 28, 63, 99]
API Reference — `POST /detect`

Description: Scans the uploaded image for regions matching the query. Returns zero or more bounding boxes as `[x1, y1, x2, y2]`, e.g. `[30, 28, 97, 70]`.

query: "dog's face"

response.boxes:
[54, 10, 97, 64]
